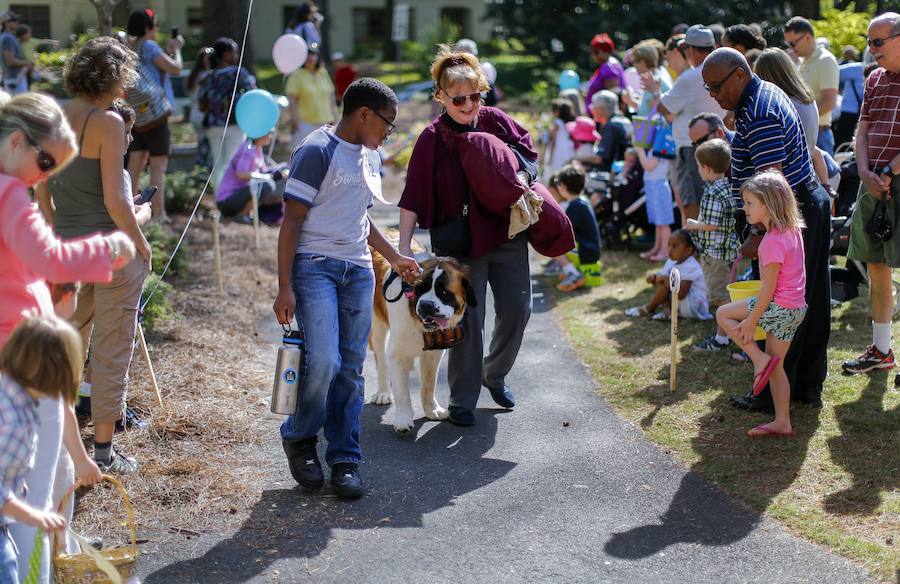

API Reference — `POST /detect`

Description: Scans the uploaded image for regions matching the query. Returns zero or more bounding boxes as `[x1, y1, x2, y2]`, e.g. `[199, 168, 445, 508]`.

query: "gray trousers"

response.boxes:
[448, 234, 532, 410]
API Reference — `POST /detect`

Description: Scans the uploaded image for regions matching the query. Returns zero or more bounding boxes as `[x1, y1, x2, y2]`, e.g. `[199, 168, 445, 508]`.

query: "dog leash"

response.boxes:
[383, 270, 415, 303]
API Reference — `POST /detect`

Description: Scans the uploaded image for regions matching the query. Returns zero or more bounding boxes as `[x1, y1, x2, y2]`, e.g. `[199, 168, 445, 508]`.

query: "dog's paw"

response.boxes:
[371, 392, 393, 406]
[393, 409, 415, 433]
[425, 406, 449, 420]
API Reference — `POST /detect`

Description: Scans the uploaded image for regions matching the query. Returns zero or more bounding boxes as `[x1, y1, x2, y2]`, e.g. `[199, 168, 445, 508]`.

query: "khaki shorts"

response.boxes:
[847, 178, 900, 267]
[701, 255, 732, 308]
[70, 256, 149, 423]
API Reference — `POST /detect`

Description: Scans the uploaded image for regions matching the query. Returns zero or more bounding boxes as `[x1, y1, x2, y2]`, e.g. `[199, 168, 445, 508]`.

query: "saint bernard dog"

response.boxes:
[369, 250, 476, 432]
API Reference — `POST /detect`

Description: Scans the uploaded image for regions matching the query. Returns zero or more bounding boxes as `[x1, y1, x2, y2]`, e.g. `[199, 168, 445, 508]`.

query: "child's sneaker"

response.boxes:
[693, 334, 730, 352]
[557, 272, 586, 292]
[625, 306, 650, 317]
[842, 345, 895, 374]
[542, 263, 562, 277]
[96, 448, 139, 474]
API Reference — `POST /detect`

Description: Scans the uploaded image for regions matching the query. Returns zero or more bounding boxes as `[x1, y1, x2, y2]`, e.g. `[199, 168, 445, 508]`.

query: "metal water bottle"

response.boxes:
[271, 326, 304, 415]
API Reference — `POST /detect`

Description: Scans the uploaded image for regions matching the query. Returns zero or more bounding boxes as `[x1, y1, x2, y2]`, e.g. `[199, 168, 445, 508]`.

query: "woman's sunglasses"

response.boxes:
[25, 134, 57, 173]
[447, 92, 481, 107]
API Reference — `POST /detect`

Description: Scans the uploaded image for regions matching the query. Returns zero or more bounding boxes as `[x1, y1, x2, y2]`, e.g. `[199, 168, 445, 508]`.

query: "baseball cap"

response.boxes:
[685, 25, 715, 48]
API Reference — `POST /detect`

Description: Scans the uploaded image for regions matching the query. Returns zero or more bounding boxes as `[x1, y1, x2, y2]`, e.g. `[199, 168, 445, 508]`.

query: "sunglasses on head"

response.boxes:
[867, 32, 900, 48]
[446, 92, 481, 107]
[24, 134, 57, 173]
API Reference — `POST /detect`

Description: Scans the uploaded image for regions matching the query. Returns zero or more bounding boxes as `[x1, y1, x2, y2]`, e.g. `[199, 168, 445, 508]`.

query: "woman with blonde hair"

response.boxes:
[754, 48, 830, 185]
[0, 91, 135, 583]
[398, 45, 539, 426]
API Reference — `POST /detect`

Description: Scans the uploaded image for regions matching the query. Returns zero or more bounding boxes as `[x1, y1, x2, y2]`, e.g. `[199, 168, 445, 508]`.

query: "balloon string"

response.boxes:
[141, 0, 255, 310]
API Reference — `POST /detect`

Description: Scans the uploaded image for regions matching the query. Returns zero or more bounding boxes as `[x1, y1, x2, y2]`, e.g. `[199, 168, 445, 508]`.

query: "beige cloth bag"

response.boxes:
[508, 172, 544, 238]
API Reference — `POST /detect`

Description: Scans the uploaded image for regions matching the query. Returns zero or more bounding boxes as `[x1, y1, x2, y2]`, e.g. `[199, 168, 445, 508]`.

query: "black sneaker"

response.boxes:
[693, 334, 729, 352]
[282, 438, 324, 489]
[115, 407, 149, 434]
[330, 463, 365, 499]
[842, 345, 895, 374]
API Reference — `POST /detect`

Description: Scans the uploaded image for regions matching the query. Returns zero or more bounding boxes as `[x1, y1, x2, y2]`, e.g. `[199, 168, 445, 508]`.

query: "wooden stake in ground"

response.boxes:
[136, 322, 163, 406]
[250, 182, 261, 250]
[669, 268, 681, 393]
[212, 210, 224, 295]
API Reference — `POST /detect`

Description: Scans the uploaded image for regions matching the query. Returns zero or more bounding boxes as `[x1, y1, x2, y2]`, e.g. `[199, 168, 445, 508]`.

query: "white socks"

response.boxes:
[715, 334, 730, 345]
[873, 321, 892, 354]
[563, 263, 580, 277]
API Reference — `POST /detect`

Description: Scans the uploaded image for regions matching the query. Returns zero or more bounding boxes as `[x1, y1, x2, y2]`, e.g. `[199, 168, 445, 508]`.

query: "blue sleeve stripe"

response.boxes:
[284, 177, 318, 204]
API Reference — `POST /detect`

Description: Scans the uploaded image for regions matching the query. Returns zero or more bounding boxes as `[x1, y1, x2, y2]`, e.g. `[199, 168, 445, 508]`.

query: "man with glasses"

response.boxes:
[701, 47, 831, 411]
[842, 13, 900, 377]
[657, 25, 727, 221]
[783, 17, 839, 156]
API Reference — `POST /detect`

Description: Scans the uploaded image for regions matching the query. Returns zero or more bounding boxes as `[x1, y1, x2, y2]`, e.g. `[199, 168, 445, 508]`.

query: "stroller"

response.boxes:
[829, 154, 900, 316]
[587, 163, 652, 249]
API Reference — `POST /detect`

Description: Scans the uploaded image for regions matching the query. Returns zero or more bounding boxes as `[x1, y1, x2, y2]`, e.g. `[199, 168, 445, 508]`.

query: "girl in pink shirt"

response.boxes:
[717, 171, 807, 438]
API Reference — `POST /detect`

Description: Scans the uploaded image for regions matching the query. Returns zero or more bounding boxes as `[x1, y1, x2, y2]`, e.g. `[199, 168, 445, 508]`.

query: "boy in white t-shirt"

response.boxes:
[625, 229, 712, 320]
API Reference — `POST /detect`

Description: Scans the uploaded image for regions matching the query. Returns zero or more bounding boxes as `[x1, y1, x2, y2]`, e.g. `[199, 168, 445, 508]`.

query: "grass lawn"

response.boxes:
[549, 250, 899, 582]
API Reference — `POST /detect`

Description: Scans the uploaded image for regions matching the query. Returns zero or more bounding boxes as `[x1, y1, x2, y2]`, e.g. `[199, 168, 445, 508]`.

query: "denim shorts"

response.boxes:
[644, 179, 674, 226]
[747, 297, 807, 341]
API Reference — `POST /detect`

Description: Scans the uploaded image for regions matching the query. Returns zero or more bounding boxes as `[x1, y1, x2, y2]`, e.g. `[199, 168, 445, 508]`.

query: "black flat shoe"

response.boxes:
[447, 406, 475, 426]
[728, 392, 775, 415]
[483, 382, 515, 409]
[331, 463, 365, 499]
[283, 438, 324, 489]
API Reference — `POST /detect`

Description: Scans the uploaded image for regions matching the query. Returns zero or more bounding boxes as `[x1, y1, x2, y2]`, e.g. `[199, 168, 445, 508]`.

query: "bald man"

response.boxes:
[702, 47, 831, 411]
[842, 13, 900, 377]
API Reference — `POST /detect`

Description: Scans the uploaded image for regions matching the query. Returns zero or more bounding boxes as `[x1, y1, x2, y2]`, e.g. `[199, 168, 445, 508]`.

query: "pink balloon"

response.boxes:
[273, 34, 308, 75]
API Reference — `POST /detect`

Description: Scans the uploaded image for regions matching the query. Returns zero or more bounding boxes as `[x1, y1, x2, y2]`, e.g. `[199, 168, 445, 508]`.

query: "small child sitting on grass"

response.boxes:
[626, 229, 712, 320]
[0, 316, 83, 583]
[683, 138, 740, 351]
[547, 163, 602, 292]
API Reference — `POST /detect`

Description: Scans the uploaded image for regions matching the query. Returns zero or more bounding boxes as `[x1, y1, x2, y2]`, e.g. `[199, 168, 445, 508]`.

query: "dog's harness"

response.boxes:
[382, 270, 415, 303]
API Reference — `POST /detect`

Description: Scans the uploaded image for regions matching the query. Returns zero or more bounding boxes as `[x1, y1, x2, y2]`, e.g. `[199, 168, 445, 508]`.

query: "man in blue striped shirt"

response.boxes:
[702, 48, 832, 411]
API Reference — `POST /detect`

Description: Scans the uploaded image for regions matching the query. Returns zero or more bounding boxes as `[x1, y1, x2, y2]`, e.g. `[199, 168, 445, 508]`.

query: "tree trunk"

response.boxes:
[202, 0, 254, 66]
[383, 0, 396, 62]
[89, 0, 119, 36]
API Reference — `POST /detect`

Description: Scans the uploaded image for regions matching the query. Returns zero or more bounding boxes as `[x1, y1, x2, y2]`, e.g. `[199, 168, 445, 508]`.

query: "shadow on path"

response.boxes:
[145, 408, 513, 583]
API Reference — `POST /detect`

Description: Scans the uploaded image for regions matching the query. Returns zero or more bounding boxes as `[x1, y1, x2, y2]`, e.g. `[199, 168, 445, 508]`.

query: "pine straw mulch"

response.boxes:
[72, 208, 286, 553]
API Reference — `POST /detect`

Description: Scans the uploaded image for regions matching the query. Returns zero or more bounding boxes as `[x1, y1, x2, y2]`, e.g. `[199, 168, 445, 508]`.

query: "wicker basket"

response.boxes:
[52, 475, 138, 584]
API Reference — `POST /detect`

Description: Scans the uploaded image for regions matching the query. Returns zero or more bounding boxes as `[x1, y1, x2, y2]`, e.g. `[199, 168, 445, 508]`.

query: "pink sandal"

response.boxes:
[752, 355, 781, 396]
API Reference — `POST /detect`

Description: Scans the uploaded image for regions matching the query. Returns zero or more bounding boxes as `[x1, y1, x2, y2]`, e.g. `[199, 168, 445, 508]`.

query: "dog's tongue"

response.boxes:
[435, 318, 449, 329]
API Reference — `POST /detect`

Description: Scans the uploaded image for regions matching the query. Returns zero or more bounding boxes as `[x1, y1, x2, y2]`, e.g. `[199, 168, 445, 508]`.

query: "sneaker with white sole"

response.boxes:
[842, 345, 895, 374]
[557, 272, 586, 292]
[693, 334, 730, 352]
[96, 448, 139, 474]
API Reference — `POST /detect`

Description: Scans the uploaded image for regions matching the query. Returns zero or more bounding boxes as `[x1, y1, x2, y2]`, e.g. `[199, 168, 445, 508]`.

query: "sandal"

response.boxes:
[752, 355, 781, 396]
[747, 423, 795, 438]
[651, 311, 669, 321]
[625, 306, 649, 317]
[639, 250, 657, 260]
[649, 253, 669, 262]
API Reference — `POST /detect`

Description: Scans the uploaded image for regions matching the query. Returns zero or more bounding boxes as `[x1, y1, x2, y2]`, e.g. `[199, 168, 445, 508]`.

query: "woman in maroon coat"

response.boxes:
[398, 47, 536, 426]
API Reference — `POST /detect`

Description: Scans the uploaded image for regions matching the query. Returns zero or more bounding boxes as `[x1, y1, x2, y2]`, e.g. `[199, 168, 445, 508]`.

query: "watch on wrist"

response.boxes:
[882, 164, 895, 178]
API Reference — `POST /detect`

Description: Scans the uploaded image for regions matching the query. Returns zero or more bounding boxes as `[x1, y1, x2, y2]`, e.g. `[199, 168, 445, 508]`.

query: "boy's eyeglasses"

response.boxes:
[447, 92, 481, 107]
[703, 67, 739, 93]
[25, 134, 57, 173]
[867, 32, 900, 48]
[372, 110, 395, 135]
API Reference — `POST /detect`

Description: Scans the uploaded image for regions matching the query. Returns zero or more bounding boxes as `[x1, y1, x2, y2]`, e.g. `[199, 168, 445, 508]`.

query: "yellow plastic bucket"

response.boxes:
[726, 280, 767, 341]
[580, 262, 604, 287]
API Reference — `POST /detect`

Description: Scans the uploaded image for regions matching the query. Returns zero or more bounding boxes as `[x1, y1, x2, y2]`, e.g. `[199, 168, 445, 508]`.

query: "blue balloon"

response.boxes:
[235, 89, 280, 139]
[558, 69, 580, 91]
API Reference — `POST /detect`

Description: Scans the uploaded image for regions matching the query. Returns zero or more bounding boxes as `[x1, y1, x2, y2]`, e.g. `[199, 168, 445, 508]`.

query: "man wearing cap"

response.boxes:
[702, 47, 831, 410]
[0, 11, 28, 95]
[648, 24, 727, 221]
[585, 33, 624, 113]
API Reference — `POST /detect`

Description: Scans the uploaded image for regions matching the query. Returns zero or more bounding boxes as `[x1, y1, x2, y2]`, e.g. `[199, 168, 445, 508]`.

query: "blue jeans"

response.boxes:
[817, 126, 835, 156]
[280, 254, 374, 466]
[0, 527, 17, 584]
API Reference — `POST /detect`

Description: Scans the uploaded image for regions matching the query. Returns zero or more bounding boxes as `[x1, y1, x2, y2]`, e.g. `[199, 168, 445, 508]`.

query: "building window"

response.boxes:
[440, 7, 470, 38]
[9, 5, 50, 38]
[352, 7, 387, 48]
[186, 7, 204, 31]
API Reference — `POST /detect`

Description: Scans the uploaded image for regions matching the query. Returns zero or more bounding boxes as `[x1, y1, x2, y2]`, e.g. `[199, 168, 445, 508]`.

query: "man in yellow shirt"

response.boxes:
[784, 16, 839, 155]
[285, 42, 338, 147]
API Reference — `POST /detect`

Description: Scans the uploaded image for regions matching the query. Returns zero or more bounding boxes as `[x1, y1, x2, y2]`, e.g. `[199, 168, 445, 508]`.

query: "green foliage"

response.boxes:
[166, 167, 207, 216]
[140, 272, 174, 332]
[400, 19, 463, 77]
[813, 8, 872, 55]
[143, 222, 188, 279]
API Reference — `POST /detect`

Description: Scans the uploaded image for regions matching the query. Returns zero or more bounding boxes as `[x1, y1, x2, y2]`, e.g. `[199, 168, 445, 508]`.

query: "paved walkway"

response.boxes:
[139, 206, 871, 583]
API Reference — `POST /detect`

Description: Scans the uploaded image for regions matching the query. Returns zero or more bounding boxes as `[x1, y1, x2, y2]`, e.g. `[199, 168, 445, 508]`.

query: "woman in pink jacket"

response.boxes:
[0, 92, 135, 582]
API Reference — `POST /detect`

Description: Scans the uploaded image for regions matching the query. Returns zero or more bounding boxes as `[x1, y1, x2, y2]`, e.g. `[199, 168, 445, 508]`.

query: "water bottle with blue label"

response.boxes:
[271, 326, 304, 415]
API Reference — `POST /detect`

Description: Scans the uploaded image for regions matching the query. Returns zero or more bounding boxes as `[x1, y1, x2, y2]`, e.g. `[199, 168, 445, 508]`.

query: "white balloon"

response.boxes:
[273, 34, 308, 75]
[481, 62, 497, 85]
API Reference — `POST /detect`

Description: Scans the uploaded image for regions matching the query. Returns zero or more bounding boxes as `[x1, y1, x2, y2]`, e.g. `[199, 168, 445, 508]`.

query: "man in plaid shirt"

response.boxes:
[685, 138, 740, 351]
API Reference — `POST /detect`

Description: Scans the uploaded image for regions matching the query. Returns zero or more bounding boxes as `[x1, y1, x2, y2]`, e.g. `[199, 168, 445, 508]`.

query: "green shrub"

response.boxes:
[140, 273, 174, 332]
[143, 222, 188, 278]
[166, 167, 207, 215]
[813, 8, 872, 55]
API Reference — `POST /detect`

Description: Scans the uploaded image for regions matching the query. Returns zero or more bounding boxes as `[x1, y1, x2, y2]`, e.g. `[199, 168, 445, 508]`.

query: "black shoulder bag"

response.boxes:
[430, 186, 471, 256]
